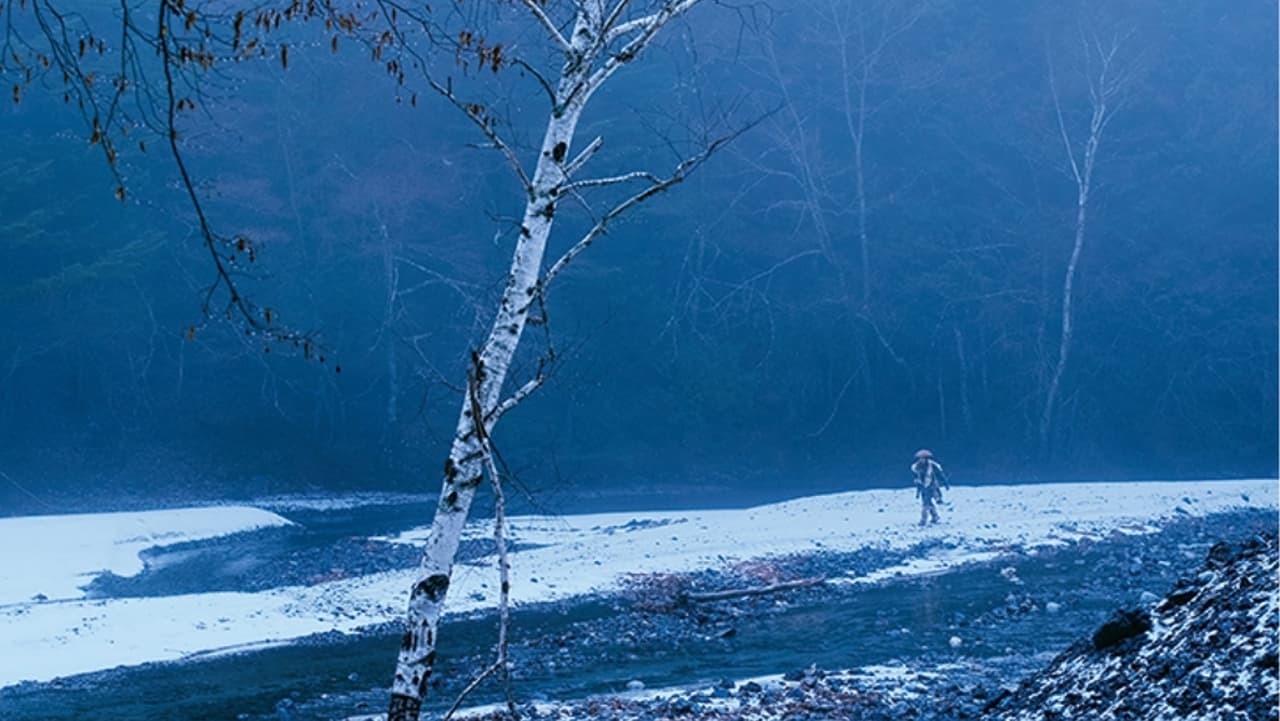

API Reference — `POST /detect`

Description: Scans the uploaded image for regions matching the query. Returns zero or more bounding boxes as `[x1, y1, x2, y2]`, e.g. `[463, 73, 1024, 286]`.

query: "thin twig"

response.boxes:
[542, 121, 756, 291]
[562, 169, 661, 191]
[518, 0, 572, 53]
[563, 136, 604, 177]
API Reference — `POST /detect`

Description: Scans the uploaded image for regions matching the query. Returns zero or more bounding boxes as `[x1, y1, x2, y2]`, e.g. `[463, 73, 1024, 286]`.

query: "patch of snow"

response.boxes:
[0, 506, 292, 607]
[829, 550, 1004, 586]
[252, 493, 436, 512]
[0, 478, 1275, 688]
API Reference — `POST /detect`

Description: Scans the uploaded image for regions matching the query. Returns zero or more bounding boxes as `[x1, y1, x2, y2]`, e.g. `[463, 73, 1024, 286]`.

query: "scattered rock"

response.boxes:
[1091, 608, 1151, 650]
[988, 532, 1278, 721]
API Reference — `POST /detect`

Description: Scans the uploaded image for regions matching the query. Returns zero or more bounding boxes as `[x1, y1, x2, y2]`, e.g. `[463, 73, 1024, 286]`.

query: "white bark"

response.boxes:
[1038, 33, 1127, 457]
[388, 4, 710, 720]
[389, 81, 585, 721]
[440, 370, 514, 721]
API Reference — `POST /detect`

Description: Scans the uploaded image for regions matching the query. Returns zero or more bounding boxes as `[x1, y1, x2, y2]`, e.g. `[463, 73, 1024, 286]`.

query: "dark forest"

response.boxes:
[1, 0, 1275, 513]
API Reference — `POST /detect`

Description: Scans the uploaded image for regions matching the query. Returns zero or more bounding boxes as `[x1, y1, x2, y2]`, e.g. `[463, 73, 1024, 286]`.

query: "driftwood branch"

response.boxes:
[685, 576, 826, 603]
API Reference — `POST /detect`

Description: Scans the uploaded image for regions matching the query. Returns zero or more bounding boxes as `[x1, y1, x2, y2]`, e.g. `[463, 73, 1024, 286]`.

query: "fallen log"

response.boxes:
[684, 576, 826, 603]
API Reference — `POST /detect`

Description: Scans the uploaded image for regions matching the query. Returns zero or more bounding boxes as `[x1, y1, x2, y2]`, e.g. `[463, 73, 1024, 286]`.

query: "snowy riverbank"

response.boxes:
[0, 478, 1274, 688]
[0, 505, 292, 606]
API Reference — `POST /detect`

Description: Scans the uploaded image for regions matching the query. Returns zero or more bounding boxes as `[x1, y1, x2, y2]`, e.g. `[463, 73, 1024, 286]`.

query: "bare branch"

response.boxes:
[563, 135, 604, 177]
[441, 660, 503, 721]
[603, 0, 700, 44]
[488, 371, 546, 424]
[601, 0, 636, 41]
[511, 56, 557, 106]
[519, 0, 572, 53]
[542, 128, 741, 291]
[588, 0, 705, 99]
[443, 357, 519, 720]
[1047, 52, 1082, 187]
[426, 76, 533, 196]
[604, 15, 650, 44]
[562, 169, 661, 191]
[709, 249, 823, 313]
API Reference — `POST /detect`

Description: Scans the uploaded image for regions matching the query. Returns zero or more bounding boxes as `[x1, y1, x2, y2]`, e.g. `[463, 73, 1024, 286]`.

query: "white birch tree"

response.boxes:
[383, 3, 730, 719]
[1037, 27, 1135, 457]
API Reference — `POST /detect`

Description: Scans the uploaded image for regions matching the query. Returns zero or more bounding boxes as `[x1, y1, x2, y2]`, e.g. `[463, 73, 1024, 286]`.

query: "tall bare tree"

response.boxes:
[386, 4, 737, 718]
[1038, 25, 1135, 457]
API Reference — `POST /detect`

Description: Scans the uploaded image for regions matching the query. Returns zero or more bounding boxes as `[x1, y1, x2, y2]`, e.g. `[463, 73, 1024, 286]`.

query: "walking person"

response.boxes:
[911, 449, 949, 526]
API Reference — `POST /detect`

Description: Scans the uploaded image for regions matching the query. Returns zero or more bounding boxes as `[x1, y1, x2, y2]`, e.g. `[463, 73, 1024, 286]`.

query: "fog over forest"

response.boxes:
[2, 0, 1275, 513]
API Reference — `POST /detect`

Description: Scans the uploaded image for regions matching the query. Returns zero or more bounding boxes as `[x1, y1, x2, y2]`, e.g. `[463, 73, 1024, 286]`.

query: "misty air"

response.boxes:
[0, 2, 1276, 721]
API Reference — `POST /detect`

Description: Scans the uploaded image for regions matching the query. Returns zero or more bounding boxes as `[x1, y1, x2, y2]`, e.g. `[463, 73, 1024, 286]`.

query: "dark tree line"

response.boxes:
[1, 0, 1275, 514]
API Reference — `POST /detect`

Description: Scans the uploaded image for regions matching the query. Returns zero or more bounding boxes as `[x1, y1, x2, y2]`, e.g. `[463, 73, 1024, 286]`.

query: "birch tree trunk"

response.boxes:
[388, 3, 713, 719]
[1039, 176, 1091, 457]
[1037, 32, 1130, 458]
[388, 79, 585, 721]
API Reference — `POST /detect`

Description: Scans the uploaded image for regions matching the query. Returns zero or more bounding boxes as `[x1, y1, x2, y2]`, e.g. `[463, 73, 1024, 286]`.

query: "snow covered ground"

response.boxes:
[252, 493, 437, 512]
[0, 506, 292, 606]
[0, 479, 1274, 689]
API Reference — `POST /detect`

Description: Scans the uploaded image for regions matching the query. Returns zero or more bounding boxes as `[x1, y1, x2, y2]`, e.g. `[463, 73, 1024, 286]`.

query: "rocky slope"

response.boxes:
[986, 532, 1278, 721]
